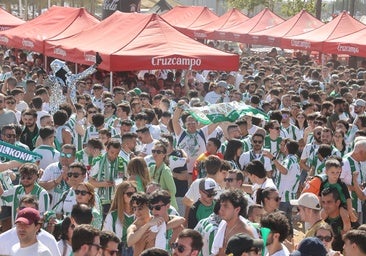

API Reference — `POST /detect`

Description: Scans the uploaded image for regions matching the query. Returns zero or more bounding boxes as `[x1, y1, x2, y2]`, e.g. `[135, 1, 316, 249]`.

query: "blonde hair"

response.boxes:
[127, 157, 151, 191]
[76, 182, 96, 207]
[109, 181, 137, 223]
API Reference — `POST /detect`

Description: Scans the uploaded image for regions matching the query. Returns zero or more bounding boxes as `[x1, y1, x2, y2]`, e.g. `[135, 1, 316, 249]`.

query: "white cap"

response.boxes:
[290, 193, 321, 210]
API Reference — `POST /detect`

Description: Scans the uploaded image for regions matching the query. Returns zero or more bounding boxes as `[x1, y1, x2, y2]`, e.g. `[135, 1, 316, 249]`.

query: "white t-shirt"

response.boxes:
[266, 244, 290, 256]
[11, 241, 52, 256]
[57, 240, 72, 256]
[204, 91, 222, 104]
[0, 228, 60, 256]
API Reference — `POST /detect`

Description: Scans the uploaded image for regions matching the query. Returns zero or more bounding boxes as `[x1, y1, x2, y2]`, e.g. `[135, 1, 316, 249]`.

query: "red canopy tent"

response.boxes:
[0, 6, 99, 53]
[191, 8, 249, 40]
[44, 12, 239, 71]
[215, 8, 284, 42]
[0, 7, 25, 31]
[322, 27, 366, 57]
[281, 11, 366, 52]
[246, 10, 324, 47]
[161, 6, 218, 38]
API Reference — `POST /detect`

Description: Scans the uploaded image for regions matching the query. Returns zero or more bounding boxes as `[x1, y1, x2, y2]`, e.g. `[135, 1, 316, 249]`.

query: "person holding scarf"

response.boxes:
[89, 139, 126, 219]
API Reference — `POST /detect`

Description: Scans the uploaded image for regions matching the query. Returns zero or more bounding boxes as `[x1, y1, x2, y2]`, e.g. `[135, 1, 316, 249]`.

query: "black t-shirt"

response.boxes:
[326, 216, 360, 251]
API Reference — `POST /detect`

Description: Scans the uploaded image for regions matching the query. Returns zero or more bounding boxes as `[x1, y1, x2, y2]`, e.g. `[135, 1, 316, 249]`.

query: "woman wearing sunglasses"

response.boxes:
[103, 181, 137, 256]
[256, 187, 281, 214]
[149, 142, 178, 210]
[314, 223, 341, 256]
[75, 181, 102, 229]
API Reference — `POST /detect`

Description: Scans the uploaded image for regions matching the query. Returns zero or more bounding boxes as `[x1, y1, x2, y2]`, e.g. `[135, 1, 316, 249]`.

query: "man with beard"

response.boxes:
[260, 211, 290, 256]
[172, 229, 203, 256]
[300, 126, 323, 174]
[0, 93, 18, 128]
[0, 163, 49, 225]
[89, 139, 126, 218]
[239, 133, 272, 174]
[11, 207, 52, 255]
[320, 101, 334, 117]
[119, 132, 137, 163]
[327, 98, 349, 131]
[212, 189, 254, 256]
[39, 144, 75, 209]
[20, 108, 38, 150]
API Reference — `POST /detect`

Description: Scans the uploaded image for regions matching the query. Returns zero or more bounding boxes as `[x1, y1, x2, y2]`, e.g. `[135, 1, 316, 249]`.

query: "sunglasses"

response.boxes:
[171, 242, 186, 253]
[75, 189, 90, 196]
[125, 192, 134, 197]
[202, 191, 217, 198]
[271, 127, 280, 130]
[103, 248, 119, 255]
[6, 101, 15, 105]
[152, 149, 164, 154]
[252, 140, 263, 144]
[314, 121, 324, 125]
[268, 196, 281, 202]
[316, 236, 332, 242]
[20, 175, 34, 180]
[149, 204, 166, 211]
[67, 172, 82, 178]
[88, 111, 97, 114]
[4, 134, 16, 138]
[60, 152, 73, 159]
[224, 178, 234, 183]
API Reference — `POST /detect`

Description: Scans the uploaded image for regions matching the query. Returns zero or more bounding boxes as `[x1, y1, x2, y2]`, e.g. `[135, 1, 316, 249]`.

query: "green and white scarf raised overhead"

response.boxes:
[0, 141, 42, 163]
[185, 101, 269, 125]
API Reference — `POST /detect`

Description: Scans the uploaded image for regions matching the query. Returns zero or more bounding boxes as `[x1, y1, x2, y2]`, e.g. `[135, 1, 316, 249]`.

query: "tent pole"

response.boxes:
[75, 63, 78, 73]
[44, 55, 47, 72]
[110, 71, 113, 92]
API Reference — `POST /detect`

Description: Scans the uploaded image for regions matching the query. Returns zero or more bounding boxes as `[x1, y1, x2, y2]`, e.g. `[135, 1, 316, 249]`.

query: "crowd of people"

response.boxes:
[1, 45, 366, 256]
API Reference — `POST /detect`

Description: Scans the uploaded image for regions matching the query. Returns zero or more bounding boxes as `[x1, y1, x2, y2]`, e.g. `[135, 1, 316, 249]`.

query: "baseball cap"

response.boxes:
[355, 99, 366, 107]
[290, 193, 321, 210]
[199, 178, 216, 194]
[217, 80, 228, 89]
[226, 234, 264, 256]
[15, 207, 40, 225]
[289, 237, 327, 256]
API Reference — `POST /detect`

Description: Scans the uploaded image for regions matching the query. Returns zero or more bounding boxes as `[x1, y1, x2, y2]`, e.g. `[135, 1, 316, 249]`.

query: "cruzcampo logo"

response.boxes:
[0, 141, 42, 163]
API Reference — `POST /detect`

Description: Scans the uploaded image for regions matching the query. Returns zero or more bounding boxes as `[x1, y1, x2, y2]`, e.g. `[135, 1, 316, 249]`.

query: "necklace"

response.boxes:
[224, 223, 237, 246]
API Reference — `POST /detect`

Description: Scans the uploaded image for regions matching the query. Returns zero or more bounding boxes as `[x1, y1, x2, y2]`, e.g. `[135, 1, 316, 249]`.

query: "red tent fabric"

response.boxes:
[322, 27, 366, 57]
[215, 8, 284, 42]
[281, 11, 366, 51]
[0, 6, 99, 53]
[192, 8, 249, 40]
[161, 6, 218, 38]
[45, 12, 239, 71]
[247, 10, 324, 47]
[0, 7, 25, 31]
